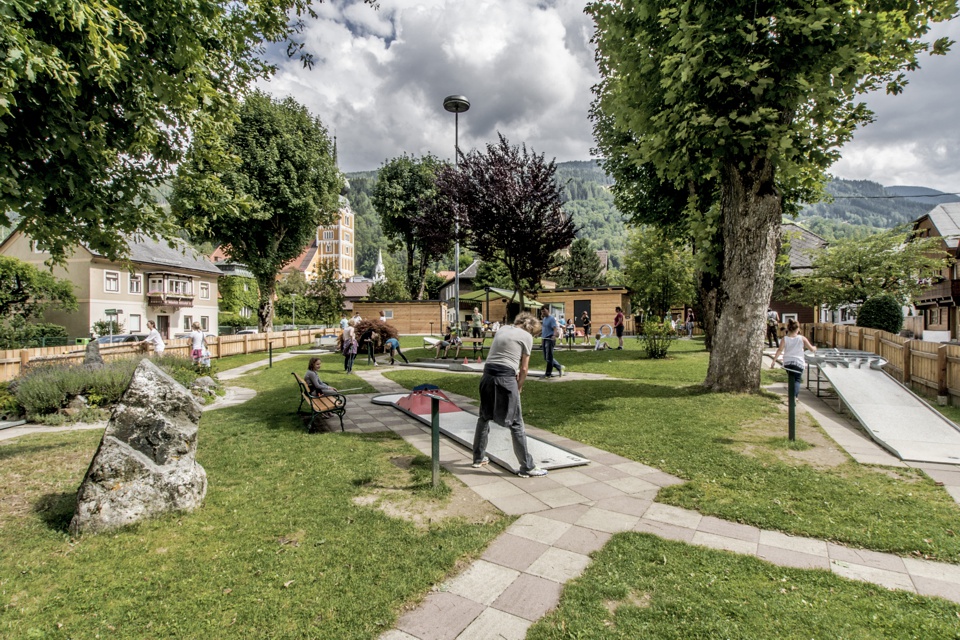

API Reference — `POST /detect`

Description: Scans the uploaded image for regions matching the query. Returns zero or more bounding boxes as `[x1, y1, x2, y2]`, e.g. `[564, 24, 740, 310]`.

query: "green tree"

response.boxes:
[306, 259, 346, 325]
[434, 134, 576, 309]
[857, 295, 904, 334]
[588, 0, 956, 392]
[623, 227, 694, 320]
[473, 260, 514, 291]
[371, 155, 453, 299]
[1, 0, 374, 262]
[0, 257, 77, 320]
[789, 227, 951, 309]
[558, 238, 605, 288]
[172, 92, 343, 331]
[366, 279, 412, 302]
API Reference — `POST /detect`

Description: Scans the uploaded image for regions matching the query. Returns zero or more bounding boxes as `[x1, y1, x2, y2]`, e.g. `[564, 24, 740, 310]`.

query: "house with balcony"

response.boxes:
[0, 232, 220, 339]
[913, 203, 960, 341]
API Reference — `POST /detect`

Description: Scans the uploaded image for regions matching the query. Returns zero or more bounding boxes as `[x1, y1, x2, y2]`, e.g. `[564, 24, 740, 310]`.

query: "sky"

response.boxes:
[262, 0, 960, 193]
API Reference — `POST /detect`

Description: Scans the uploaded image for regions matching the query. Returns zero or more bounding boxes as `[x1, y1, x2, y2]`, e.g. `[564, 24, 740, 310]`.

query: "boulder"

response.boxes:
[83, 341, 104, 367]
[69, 359, 207, 535]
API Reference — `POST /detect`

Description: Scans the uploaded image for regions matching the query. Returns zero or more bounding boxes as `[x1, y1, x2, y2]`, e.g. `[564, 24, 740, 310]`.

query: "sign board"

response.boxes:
[104, 309, 124, 315]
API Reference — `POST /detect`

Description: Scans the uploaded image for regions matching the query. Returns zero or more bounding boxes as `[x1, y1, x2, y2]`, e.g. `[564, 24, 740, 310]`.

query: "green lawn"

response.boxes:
[0, 356, 507, 639]
[529, 534, 960, 638]
[385, 342, 960, 562]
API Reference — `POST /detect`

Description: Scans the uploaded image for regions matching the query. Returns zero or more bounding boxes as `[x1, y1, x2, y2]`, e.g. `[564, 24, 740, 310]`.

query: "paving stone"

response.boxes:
[538, 503, 592, 524]
[572, 445, 610, 459]
[456, 469, 504, 488]
[471, 480, 527, 502]
[378, 630, 419, 640]
[492, 573, 564, 621]
[443, 560, 521, 606]
[548, 469, 596, 487]
[482, 533, 551, 571]
[526, 547, 593, 583]
[756, 544, 831, 570]
[456, 608, 532, 640]
[611, 461, 661, 476]
[553, 524, 613, 555]
[642, 503, 702, 529]
[579, 465, 631, 481]
[586, 451, 634, 466]
[569, 481, 627, 501]
[531, 486, 591, 509]
[503, 475, 564, 492]
[692, 531, 758, 555]
[576, 506, 641, 533]
[757, 530, 828, 557]
[911, 575, 960, 603]
[633, 519, 696, 543]
[638, 472, 684, 487]
[593, 495, 653, 518]
[826, 544, 907, 573]
[697, 516, 761, 543]
[920, 468, 960, 485]
[946, 485, 960, 503]
[903, 557, 960, 583]
[830, 560, 917, 592]
[604, 475, 661, 496]
[395, 591, 485, 640]
[487, 492, 550, 516]
[507, 514, 573, 545]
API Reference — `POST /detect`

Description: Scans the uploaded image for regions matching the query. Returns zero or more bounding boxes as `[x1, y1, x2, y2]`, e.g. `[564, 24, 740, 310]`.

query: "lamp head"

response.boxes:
[443, 95, 470, 113]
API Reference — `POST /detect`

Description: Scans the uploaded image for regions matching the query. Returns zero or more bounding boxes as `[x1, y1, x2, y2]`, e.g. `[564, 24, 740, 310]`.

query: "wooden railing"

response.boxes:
[804, 322, 960, 401]
[0, 329, 342, 382]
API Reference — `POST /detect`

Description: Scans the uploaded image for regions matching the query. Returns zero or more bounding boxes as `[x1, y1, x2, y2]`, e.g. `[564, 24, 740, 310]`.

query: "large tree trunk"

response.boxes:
[695, 271, 721, 352]
[704, 158, 781, 392]
[257, 276, 276, 333]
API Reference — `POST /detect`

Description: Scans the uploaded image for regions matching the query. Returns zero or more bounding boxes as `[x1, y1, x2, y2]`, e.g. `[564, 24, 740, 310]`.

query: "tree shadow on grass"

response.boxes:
[34, 491, 76, 533]
[0, 440, 95, 463]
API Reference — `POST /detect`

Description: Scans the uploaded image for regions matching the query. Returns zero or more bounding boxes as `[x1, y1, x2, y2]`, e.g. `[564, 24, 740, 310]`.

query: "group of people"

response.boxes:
[140, 320, 208, 365]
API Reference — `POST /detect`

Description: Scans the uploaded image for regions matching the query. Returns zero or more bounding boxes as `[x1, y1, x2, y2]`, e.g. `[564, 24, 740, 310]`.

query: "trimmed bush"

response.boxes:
[856, 295, 903, 334]
[640, 321, 676, 359]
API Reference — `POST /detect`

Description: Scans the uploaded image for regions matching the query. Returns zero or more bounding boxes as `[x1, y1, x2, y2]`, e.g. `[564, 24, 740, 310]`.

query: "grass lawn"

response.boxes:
[384, 339, 960, 562]
[0, 356, 507, 639]
[528, 533, 960, 638]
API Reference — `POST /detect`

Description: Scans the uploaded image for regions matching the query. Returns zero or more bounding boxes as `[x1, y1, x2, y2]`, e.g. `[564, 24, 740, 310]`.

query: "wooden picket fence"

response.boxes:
[804, 323, 960, 402]
[0, 329, 339, 382]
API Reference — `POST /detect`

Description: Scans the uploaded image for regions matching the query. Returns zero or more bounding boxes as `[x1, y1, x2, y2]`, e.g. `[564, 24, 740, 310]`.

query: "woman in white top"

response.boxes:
[771, 319, 816, 398]
[189, 322, 206, 362]
[144, 320, 165, 356]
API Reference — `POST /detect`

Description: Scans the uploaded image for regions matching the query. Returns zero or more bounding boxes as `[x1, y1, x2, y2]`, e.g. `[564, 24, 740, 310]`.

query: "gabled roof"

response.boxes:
[280, 240, 319, 274]
[91, 236, 221, 274]
[343, 281, 371, 299]
[781, 222, 827, 275]
[915, 203, 960, 249]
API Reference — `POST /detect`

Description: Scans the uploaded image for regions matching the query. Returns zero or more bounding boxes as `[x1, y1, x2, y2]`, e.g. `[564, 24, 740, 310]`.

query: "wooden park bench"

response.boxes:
[291, 372, 347, 433]
[460, 336, 488, 358]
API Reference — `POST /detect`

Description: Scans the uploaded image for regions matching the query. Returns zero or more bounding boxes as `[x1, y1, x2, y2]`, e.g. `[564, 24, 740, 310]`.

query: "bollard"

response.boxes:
[430, 395, 441, 488]
[269, 342, 273, 368]
[788, 370, 797, 441]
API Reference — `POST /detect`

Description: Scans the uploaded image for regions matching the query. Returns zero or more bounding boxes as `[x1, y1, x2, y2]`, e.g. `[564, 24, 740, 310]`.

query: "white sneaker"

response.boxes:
[518, 467, 548, 478]
[471, 457, 489, 468]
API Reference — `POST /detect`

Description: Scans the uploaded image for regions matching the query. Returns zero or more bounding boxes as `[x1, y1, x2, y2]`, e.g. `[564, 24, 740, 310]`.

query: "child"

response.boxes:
[771, 319, 816, 398]
[594, 333, 610, 350]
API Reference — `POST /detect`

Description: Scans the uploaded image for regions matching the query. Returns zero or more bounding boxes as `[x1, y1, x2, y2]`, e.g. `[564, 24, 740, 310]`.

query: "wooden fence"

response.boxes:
[0, 329, 341, 382]
[805, 322, 960, 403]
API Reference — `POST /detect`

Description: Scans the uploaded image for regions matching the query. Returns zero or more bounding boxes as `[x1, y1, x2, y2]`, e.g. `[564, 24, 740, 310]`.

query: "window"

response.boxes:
[201, 316, 209, 331]
[344, 232, 351, 243]
[129, 314, 142, 332]
[200, 282, 210, 300]
[148, 277, 164, 294]
[323, 230, 334, 240]
[383, 310, 394, 320]
[243, 282, 249, 292]
[325, 242, 333, 253]
[104, 271, 120, 293]
[240, 306, 252, 318]
[183, 315, 193, 331]
[129, 275, 142, 294]
[169, 278, 192, 295]
[344, 246, 351, 256]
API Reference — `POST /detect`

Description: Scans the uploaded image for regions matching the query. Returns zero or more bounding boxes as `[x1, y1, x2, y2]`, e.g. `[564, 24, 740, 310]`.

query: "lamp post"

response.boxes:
[291, 294, 296, 329]
[484, 286, 491, 328]
[443, 94, 469, 332]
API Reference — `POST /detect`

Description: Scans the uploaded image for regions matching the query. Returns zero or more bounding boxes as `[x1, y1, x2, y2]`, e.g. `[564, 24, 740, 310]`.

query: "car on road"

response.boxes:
[93, 334, 148, 345]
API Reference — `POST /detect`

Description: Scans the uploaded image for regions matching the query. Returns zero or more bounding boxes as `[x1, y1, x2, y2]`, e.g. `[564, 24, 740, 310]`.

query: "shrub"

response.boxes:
[92, 319, 124, 336]
[856, 295, 903, 334]
[640, 321, 676, 359]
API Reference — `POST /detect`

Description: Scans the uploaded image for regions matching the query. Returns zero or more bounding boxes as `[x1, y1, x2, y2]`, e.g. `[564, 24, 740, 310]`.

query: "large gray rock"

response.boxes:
[69, 359, 207, 535]
[83, 341, 104, 367]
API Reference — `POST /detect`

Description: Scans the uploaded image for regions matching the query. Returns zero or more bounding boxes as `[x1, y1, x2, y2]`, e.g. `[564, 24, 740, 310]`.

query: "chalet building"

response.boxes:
[0, 232, 220, 339]
[770, 222, 827, 324]
[913, 203, 960, 341]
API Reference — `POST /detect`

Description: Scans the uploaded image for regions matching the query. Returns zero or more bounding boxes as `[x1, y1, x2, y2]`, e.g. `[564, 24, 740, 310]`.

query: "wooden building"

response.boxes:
[538, 287, 634, 334]
[351, 301, 448, 335]
[770, 223, 826, 324]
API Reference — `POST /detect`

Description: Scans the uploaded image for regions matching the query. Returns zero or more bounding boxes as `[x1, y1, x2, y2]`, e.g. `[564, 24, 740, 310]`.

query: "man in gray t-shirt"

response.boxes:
[472, 313, 548, 478]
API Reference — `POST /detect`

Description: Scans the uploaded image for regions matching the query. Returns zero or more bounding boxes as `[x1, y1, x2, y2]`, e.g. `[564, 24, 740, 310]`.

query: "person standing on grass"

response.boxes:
[144, 320, 165, 356]
[304, 357, 336, 396]
[341, 325, 357, 374]
[471, 307, 484, 339]
[614, 307, 625, 350]
[581, 310, 591, 345]
[540, 306, 563, 378]
[771, 319, 816, 398]
[359, 326, 379, 367]
[384, 336, 408, 364]
[767, 308, 781, 348]
[472, 312, 548, 478]
[189, 322, 205, 362]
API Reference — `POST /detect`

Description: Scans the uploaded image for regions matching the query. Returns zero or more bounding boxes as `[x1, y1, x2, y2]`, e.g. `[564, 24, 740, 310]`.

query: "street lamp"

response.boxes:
[291, 294, 297, 329]
[443, 94, 469, 332]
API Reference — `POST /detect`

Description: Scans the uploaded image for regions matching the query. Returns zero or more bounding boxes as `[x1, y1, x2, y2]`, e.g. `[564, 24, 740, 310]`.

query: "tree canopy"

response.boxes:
[557, 238, 605, 288]
[588, 0, 957, 392]
[0, 256, 77, 320]
[433, 134, 576, 308]
[0, 0, 373, 263]
[171, 91, 343, 331]
[623, 227, 694, 319]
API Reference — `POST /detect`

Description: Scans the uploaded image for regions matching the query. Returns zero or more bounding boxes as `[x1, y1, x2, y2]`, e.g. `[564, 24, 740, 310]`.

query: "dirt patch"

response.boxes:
[352, 455, 502, 530]
[604, 590, 651, 615]
[734, 405, 849, 470]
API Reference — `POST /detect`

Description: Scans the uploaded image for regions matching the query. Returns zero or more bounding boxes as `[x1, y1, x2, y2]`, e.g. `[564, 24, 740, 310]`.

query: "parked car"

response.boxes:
[173, 332, 218, 340]
[93, 334, 148, 345]
[235, 329, 259, 335]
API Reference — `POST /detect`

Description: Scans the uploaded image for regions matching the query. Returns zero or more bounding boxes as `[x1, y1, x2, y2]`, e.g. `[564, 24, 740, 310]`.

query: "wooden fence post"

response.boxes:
[939, 345, 949, 397]
[902, 340, 912, 384]
[19, 349, 29, 376]
[857, 328, 864, 351]
[244, 334, 250, 355]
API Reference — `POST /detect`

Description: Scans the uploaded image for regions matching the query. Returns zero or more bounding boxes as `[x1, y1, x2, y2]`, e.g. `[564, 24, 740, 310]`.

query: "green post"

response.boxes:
[788, 370, 797, 441]
[269, 342, 273, 368]
[430, 395, 441, 488]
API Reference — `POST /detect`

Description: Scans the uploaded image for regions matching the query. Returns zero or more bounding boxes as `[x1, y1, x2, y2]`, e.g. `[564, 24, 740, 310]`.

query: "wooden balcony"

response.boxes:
[147, 291, 195, 308]
[914, 279, 960, 306]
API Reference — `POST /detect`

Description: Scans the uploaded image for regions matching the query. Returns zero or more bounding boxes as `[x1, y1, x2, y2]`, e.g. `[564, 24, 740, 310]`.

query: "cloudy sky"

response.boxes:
[262, 0, 960, 192]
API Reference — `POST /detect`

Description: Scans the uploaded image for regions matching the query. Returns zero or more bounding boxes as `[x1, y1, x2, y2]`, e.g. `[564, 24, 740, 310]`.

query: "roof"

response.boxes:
[781, 222, 827, 275]
[343, 281, 371, 299]
[458, 260, 481, 279]
[280, 240, 319, 274]
[916, 203, 960, 249]
[91, 236, 221, 275]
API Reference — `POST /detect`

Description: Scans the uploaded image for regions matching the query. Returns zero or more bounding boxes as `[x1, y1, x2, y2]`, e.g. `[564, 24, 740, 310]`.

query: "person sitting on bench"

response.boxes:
[434, 330, 461, 359]
[304, 357, 337, 396]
